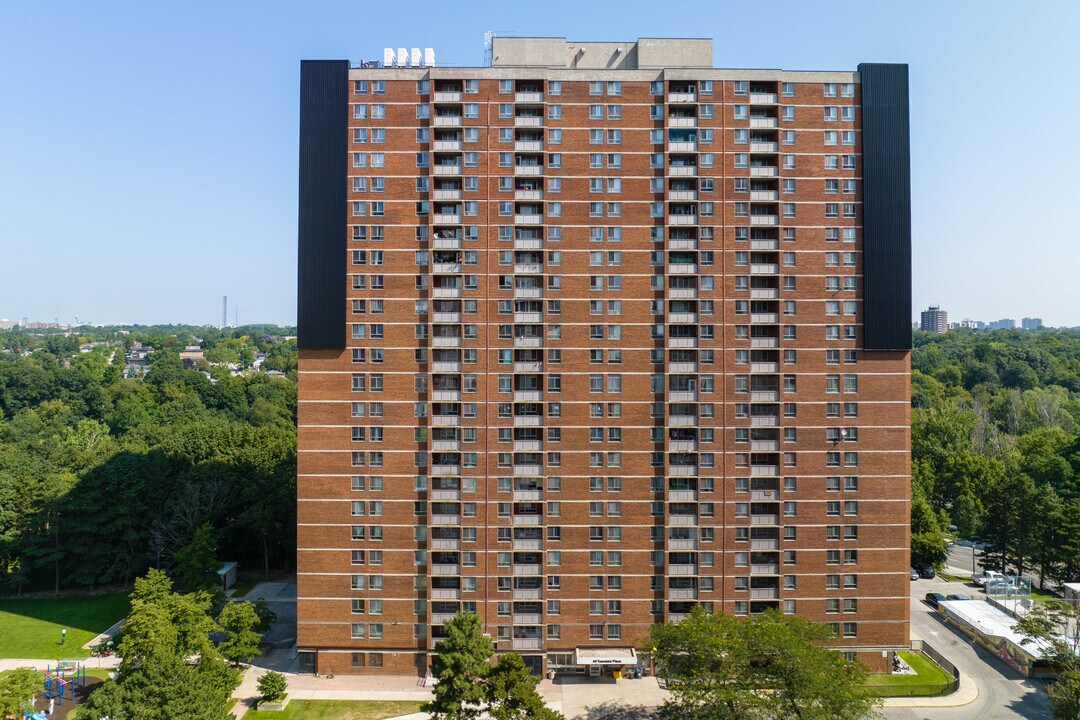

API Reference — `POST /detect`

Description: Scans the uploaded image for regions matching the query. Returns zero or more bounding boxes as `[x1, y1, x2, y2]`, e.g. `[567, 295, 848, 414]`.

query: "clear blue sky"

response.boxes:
[1, 1, 1077, 327]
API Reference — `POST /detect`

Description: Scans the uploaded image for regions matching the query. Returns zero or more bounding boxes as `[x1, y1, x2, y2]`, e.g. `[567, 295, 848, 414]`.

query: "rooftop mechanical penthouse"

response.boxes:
[296, 37, 912, 677]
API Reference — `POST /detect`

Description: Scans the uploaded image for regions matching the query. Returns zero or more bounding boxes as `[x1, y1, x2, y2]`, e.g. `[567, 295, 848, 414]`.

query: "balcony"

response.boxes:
[669, 538, 697, 550]
[751, 587, 779, 599]
[668, 415, 696, 426]
[432, 188, 461, 199]
[750, 337, 778, 349]
[668, 440, 696, 452]
[749, 166, 778, 177]
[513, 390, 542, 402]
[432, 361, 460, 372]
[668, 513, 697, 524]
[749, 117, 778, 129]
[668, 214, 697, 226]
[669, 362, 697, 373]
[513, 588, 542, 600]
[668, 165, 696, 176]
[516, 92, 544, 103]
[669, 287, 697, 299]
[431, 588, 460, 599]
[667, 337, 697, 349]
[513, 466, 543, 478]
[432, 312, 461, 324]
[514, 237, 543, 250]
[513, 286, 542, 299]
[513, 415, 541, 426]
[514, 538, 542, 550]
[514, 165, 543, 176]
[432, 336, 461, 348]
[750, 215, 778, 226]
[513, 564, 542, 576]
[669, 588, 698, 600]
[431, 564, 459, 576]
[431, 488, 461, 501]
[668, 312, 696, 324]
[432, 612, 457, 624]
[432, 165, 462, 176]
[432, 414, 460, 426]
[434, 140, 462, 151]
[433, 262, 462, 274]
[514, 116, 543, 127]
[431, 538, 460, 550]
[434, 236, 461, 249]
[749, 93, 778, 104]
[432, 214, 462, 225]
[513, 440, 541, 452]
[750, 190, 778, 202]
[515, 189, 543, 201]
[668, 263, 697, 274]
[751, 538, 779, 550]
[751, 313, 779, 324]
[669, 564, 696, 575]
[514, 613, 542, 625]
[751, 465, 779, 477]
[751, 489, 779, 500]
[750, 415, 779, 427]
[514, 214, 542, 225]
[668, 91, 697, 103]
[432, 439, 460, 451]
[513, 336, 542, 348]
[667, 117, 696, 128]
[434, 91, 463, 102]
[751, 263, 779, 274]
[750, 142, 778, 152]
[669, 465, 696, 476]
[433, 116, 462, 127]
[668, 141, 696, 152]
[515, 361, 543, 372]
[750, 514, 779, 526]
[514, 263, 543, 274]
[513, 489, 541, 502]
[515, 141, 543, 152]
[750, 288, 778, 299]
[751, 362, 779, 373]
[750, 441, 779, 452]
[668, 190, 697, 201]
[751, 390, 778, 402]
[668, 391, 696, 403]
[669, 490, 697, 502]
[751, 238, 779, 250]
[431, 513, 461, 525]
[513, 637, 543, 650]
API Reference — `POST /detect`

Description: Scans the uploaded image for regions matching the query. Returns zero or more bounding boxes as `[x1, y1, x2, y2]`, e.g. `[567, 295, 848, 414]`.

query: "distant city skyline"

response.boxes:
[2, 2, 1079, 325]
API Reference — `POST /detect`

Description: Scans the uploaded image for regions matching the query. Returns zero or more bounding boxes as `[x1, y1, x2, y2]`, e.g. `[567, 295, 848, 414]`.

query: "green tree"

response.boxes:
[423, 612, 495, 720]
[174, 522, 222, 592]
[488, 652, 562, 720]
[1013, 600, 1080, 720]
[256, 670, 288, 702]
[0, 666, 38, 717]
[649, 607, 879, 720]
[217, 601, 263, 665]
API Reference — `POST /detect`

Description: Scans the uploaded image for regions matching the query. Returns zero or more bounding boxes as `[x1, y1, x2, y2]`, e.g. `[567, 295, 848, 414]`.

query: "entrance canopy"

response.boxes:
[574, 647, 637, 666]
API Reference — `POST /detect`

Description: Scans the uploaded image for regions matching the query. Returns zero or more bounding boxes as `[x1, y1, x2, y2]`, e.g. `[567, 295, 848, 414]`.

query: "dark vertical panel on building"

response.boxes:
[297, 60, 348, 350]
[859, 63, 911, 351]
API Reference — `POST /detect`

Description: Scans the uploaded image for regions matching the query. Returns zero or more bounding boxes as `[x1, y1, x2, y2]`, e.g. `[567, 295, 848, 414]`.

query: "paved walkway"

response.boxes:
[0, 657, 119, 672]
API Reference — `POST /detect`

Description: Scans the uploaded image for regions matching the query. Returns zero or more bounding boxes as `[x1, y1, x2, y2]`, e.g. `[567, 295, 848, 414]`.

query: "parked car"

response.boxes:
[925, 592, 947, 608]
[946, 594, 971, 601]
[909, 567, 920, 580]
[918, 564, 936, 579]
[973, 570, 1005, 587]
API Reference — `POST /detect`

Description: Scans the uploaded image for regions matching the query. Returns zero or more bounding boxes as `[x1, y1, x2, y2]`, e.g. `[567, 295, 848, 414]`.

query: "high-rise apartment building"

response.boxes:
[1021, 317, 1043, 330]
[297, 38, 912, 677]
[919, 305, 947, 334]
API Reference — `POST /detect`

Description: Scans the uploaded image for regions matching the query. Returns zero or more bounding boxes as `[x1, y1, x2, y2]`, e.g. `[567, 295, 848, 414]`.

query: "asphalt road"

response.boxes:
[945, 541, 984, 578]
[881, 575, 1051, 720]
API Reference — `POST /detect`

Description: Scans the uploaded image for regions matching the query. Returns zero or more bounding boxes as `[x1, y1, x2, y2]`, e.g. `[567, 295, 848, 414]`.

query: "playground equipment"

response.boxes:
[39, 661, 88, 708]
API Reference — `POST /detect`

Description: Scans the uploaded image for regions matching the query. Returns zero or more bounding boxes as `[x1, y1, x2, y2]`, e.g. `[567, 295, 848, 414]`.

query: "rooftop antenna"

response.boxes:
[222, 295, 228, 329]
[483, 30, 516, 66]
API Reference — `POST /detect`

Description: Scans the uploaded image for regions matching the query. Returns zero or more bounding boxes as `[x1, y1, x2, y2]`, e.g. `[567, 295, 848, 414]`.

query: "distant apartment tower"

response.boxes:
[919, 306, 948, 334]
[1021, 317, 1043, 330]
[296, 38, 913, 677]
[988, 318, 1016, 330]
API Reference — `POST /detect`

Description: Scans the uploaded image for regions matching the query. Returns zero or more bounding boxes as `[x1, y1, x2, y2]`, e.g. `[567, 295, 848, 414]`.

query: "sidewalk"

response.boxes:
[0, 657, 120, 672]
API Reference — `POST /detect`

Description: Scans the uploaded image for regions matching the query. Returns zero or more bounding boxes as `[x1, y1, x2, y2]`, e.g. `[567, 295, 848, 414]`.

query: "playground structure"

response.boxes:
[29, 661, 88, 714]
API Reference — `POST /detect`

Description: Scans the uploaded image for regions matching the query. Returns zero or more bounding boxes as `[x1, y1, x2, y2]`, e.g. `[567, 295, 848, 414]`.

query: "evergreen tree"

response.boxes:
[488, 652, 562, 720]
[423, 612, 493, 720]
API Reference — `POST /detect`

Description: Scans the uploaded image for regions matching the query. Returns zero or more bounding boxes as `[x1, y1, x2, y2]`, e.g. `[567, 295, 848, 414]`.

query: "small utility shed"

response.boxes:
[218, 562, 238, 591]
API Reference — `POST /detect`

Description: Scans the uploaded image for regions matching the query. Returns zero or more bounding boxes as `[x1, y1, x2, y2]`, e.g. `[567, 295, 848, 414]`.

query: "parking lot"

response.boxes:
[882, 572, 1051, 720]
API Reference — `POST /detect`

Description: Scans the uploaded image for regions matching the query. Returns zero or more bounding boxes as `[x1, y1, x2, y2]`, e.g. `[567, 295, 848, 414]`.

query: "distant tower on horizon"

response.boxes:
[920, 305, 949, 334]
[222, 296, 228, 329]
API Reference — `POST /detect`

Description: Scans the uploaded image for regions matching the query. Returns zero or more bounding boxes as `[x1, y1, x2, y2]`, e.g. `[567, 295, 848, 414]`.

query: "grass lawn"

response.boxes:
[248, 700, 424, 719]
[1030, 586, 1059, 602]
[0, 592, 129, 659]
[937, 571, 971, 583]
[866, 651, 954, 696]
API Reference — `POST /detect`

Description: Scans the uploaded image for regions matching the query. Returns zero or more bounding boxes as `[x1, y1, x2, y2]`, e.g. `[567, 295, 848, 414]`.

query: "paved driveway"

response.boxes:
[881, 575, 1050, 720]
